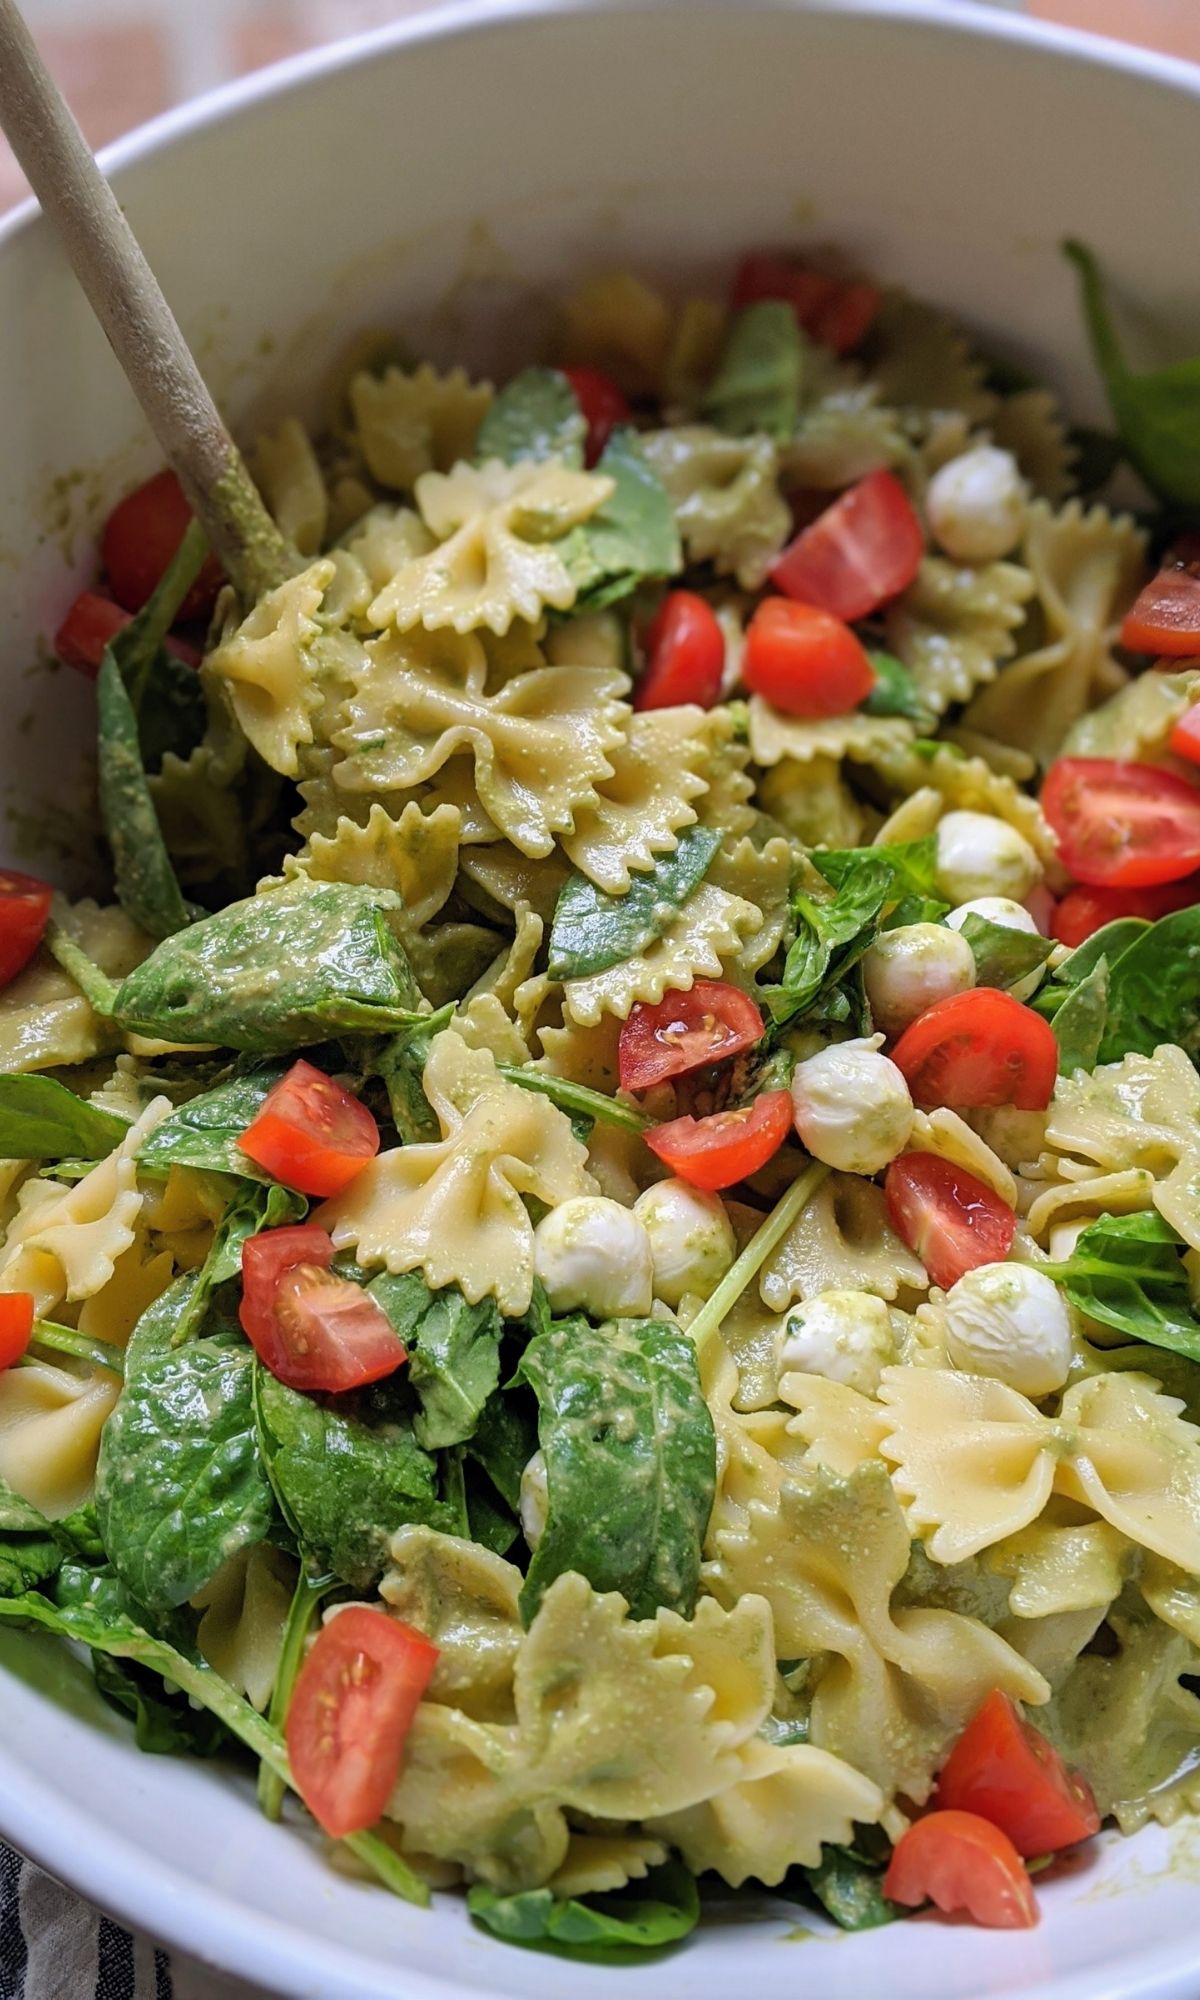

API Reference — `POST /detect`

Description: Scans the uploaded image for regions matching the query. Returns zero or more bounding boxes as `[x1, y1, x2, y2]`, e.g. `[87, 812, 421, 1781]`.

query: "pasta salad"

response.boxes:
[2, 241, 1200, 1950]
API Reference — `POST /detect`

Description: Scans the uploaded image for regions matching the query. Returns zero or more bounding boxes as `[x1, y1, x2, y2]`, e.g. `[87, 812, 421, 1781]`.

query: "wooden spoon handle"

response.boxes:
[0, 0, 294, 602]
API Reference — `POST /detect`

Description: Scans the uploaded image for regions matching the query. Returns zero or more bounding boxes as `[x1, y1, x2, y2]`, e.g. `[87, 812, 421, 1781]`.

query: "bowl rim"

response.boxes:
[3, 2, 1200, 1994]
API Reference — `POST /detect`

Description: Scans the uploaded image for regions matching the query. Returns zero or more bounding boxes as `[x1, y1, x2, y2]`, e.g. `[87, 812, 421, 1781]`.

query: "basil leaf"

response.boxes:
[801, 1845, 903, 1931]
[547, 825, 721, 981]
[563, 427, 682, 608]
[136, 1064, 287, 1181]
[0, 1075, 129, 1160]
[113, 878, 425, 1052]
[958, 913, 1055, 991]
[468, 1860, 700, 1955]
[813, 836, 941, 900]
[516, 1315, 715, 1624]
[1096, 905, 1200, 1068]
[769, 853, 894, 1025]
[475, 366, 586, 466]
[367, 1271, 503, 1450]
[1066, 239, 1200, 506]
[702, 300, 805, 439]
[1053, 957, 1109, 1075]
[1048, 1210, 1200, 1361]
[861, 650, 936, 730]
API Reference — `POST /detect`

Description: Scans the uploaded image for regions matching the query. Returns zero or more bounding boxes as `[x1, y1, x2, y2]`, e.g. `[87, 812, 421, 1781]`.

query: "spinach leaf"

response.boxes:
[862, 650, 937, 730]
[517, 1315, 715, 1623]
[958, 913, 1056, 992]
[1096, 906, 1200, 1068]
[369, 1032, 440, 1142]
[0, 1476, 65, 1598]
[1045, 1210, 1200, 1360]
[1052, 958, 1109, 1075]
[1066, 239, 1200, 506]
[96, 1274, 277, 1611]
[475, 366, 586, 466]
[253, 1366, 452, 1590]
[112, 878, 426, 1052]
[171, 1181, 306, 1351]
[136, 1064, 286, 1180]
[564, 427, 682, 609]
[367, 1271, 503, 1450]
[547, 825, 721, 981]
[813, 836, 941, 901]
[468, 1860, 699, 1956]
[701, 300, 805, 439]
[468, 1388, 537, 1513]
[769, 851, 894, 1026]
[800, 1845, 903, 1931]
[461, 1456, 521, 1557]
[0, 1075, 129, 1160]
[497, 1063, 650, 1136]
[92, 1650, 229, 1758]
[1048, 918, 1150, 993]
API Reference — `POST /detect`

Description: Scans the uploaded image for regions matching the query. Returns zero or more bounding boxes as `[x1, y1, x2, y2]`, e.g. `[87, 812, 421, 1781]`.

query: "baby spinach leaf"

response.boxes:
[0, 1075, 129, 1160]
[517, 1315, 715, 1624]
[497, 1064, 651, 1135]
[1066, 239, 1200, 506]
[1096, 905, 1200, 1068]
[136, 1064, 287, 1181]
[112, 878, 426, 1052]
[467, 1387, 537, 1514]
[468, 1860, 700, 1956]
[96, 1274, 277, 1611]
[958, 913, 1055, 992]
[800, 1844, 903, 1931]
[367, 1271, 504, 1450]
[1050, 918, 1151, 994]
[564, 427, 682, 609]
[547, 825, 721, 981]
[764, 841, 939, 1032]
[461, 1456, 521, 1557]
[1052, 957, 1109, 1075]
[861, 650, 936, 730]
[92, 1650, 230, 1758]
[813, 835, 941, 901]
[0, 1476, 65, 1598]
[176, 1182, 306, 1349]
[1045, 1210, 1200, 1361]
[475, 366, 586, 466]
[702, 300, 805, 440]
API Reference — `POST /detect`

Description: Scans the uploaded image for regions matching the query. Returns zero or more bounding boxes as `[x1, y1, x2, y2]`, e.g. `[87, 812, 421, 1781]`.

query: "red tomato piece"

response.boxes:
[1051, 876, 1200, 947]
[1042, 757, 1200, 889]
[619, 980, 765, 1093]
[883, 1811, 1038, 1930]
[811, 280, 882, 356]
[286, 1606, 438, 1838]
[731, 254, 881, 354]
[890, 989, 1058, 1112]
[742, 598, 876, 717]
[635, 591, 725, 711]
[102, 470, 222, 619]
[1121, 537, 1200, 657]
[936, 1692, 1101, 1858]
[560, 365, 631, 466]
[645, 1090, 792, 1192]
[239, 1225, 406, 1394]
[238, 1060, 380, 1197]
[1170, 702, 1200, 765]
[769, 469, 923, 622]
[885, 1153, 1017, 1291]
[0, 870, 53, 990]
[0, 1293, 34, 1370]
[54, 589, 201, 678]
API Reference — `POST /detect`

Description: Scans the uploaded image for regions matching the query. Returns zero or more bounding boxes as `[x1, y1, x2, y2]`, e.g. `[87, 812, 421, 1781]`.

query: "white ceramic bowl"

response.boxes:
[2, 4, 1200, 1994]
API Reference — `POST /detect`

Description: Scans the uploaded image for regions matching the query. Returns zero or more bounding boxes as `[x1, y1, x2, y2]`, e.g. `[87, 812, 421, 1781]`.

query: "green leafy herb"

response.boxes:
[702, 300, 805, 440]
[958, 913, 1056, 992]
[496, 1063, 651, 1134]
[475, 366, 586, 466]
[517, 1315, 715, 1624]
[367, 1271, 503, 1450]
[0, 1475, 65, 1598]
[800, 1844, 903, 1931]
[763, 837, 940, 1032]
[1052, 957, 1109, 1074]
[0, 1075, 129, 1160]
[31, 1320, 125, 1377]
[257, 1566, 332, 1819]
[861, 650, 937, 730]
[547, 825, 721, 981]
[467, 1388, 537, 1515]
[563, 426, 682, 609]
[136, 1064, 287, 1180]
[1094, 906, 1200, 1068]
[1044, 1210, 1200, 1360]
[1049, 918, 1150, 994]
[468, 1860, 699, 1956]
[812, 836, 941, 900]
[1065, 239, 1200, 506]
[92, 1650, 229, 1758]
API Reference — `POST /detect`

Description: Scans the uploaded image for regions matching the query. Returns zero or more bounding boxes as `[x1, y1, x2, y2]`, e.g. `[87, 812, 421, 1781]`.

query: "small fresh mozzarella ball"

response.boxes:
[777, 1289, 896, 1396]
[936, 810, 1041, 906]
[862, 922, 976, 1035]
[946, 895, 1047, 1002]
[632, 1178, 736, 1308]
[520, 1451, 549, 1550]
[533, 1196, 653, 1318]
[944, 1261, 1072, 1398]
[791, 1036, 914, 1175]
[926, 445, 1028, 563]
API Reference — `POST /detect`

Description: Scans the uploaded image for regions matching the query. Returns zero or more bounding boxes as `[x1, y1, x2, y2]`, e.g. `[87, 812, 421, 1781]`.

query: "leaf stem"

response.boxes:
[497, 1065, 651, 1134]
[1063, 239, 1131, 395]
[31, 1320, 125, 1376]
[685, 1156, 830, 1355]
[42, 901, 119, 1015]
[258, 1567, 332, 1821]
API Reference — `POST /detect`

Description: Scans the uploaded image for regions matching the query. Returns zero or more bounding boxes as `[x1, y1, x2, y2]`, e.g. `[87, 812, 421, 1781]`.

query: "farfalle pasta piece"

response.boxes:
[370, 457, 613, 635]
[708, 834, 793, 977]
[349, 362, 493, 491]
[885, 554, 1034, 715]
[561, 706, 713, 893]
[963, 500, 1147, 768]
[459, 843, 569, 926]
[205, 559, 342, 777]
[332, 626, 628, 858]
[318, 1029, 594, 1316]
[330, 504, 436, 618]
[251, 416, 328, 555]
[782, 384, 907, 490]
[869, 741, 1061, 873]
[748, 698, 914, 770]
[381, 1524, 523, 1723]
[1038, 1045, 1200, 1251]
[984, 1518, 1131, 1621]
[781, 1375, 891, 1477]
[0, 1361, 121, 1518]
[870, 293, 997, 427]
[908, 1107, 1017, 1207]
[282, 800, 461, 939]
[1058, 1372, 1200, 1573]
[560, 882, 762, 1028]
[76, 1239, 174, 1349]
[535, 1013, 623, 1093]
[0, 1100, 169, 1316]
[648, 1736, 884, 1887]
[758, 754, 866, 849]
[548, 1834, 669, 1901]
[758, 1171, 927, 1311]
[1061, 666, 1200, 764]
[193, 1545, 295, 1711]
[989, 389, 1077, 505]
[0, 901, 150, 1075]
[638, 426, 790, 589]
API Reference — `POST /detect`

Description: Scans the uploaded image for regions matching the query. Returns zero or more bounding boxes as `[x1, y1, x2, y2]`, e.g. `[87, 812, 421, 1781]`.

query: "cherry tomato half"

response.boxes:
[238, 1060, 380, 1197]
[0, 870, 53, 990]
[239, 1224, 407, 1394]
[742, 598, 876, 717]
[731, 254, 881, 355]
[1121, 536, 1200, 658]
[1042, 757, 1200, 890]
[1051, 876, 1200, 948]
[0, 1293, 34, 1370]
[54, 590, 201, 678]
[635, 591, 725, 712]
[1170, 702, 1200, 766]
[936, 1692, 1101, 1858]
[885, 1152, 1017, 1291]
[102, 470, 222, 619]
[644, 1089, 792, 1191]
[619, 980, 765, 1093]
[883, 1810, 1038, 1930]
[769, 469, 924, 622]
[890, 988, 1058, 1113]
[286, 1606, 438, 1838]
[560, 365, 631, 467]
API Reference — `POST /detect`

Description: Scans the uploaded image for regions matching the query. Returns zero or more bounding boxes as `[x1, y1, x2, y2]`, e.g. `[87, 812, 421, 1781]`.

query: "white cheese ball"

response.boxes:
[777, 1288, 897, 1396]
[944, 1261, 1073, 1398]
[946, 895, 1046, 1002]
[533, 1196, 653, 1319]
[926, 444, 1028, 563]
[632, 1178, 736, 1308]
[936, 810, 1041, 906]
[520, 1450, 549, 1550]
[791, 1036, 914, 1175]
[862, 922, 976, 1035]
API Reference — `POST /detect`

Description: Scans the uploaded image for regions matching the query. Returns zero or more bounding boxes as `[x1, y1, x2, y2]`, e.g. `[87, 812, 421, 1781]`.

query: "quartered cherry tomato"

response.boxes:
[239, 1225, 406, 1394]
[742, 598, 876, 716]
[102, 470, 222, 618]
[769, 469, 924, 622]
[890, 988, 1058, 1112]
[238, 1061, 380, 1197]
[731, 253, 881, 354]
[885, 1153, 1017, 1291]
[0, 1293, 34, 1370]
[286, 1606, 438, 1838]
[560, 365, 631, 465]
[0, 870, 53, 989]
[1042, 757, 1200, 889]
[1051, 876, 1200, 947]
[644, 1090, 792, 1191]
[1121, 535, 1200, 657]
[936, 1692, 1101, 1858]
[54, 589, 201, 677]
[635, 591, 725, 711]
[619, 981, 764, 1092]
[883, 1810, 1038, 1930]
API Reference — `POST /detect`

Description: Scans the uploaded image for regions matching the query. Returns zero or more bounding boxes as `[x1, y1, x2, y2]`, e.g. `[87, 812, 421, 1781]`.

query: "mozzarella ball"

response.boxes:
[533, 1196, 653, 1319]
[936, 810, 1041, 906]
[632, 1178, 736, 1308]
[944, 1261, 1073, 1398]
[520, 1451, 549, 1550]
[791, 1036, 914, 1175]
[946, 894, 1046, 1002]
[777, 1288, 896, 1396]
[926, 445, 1028, 563]
[862, 922, 976, 1035]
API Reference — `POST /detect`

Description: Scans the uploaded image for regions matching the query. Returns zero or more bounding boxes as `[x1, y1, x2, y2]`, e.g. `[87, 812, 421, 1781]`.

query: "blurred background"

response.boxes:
[0, 0, 1196, 215]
